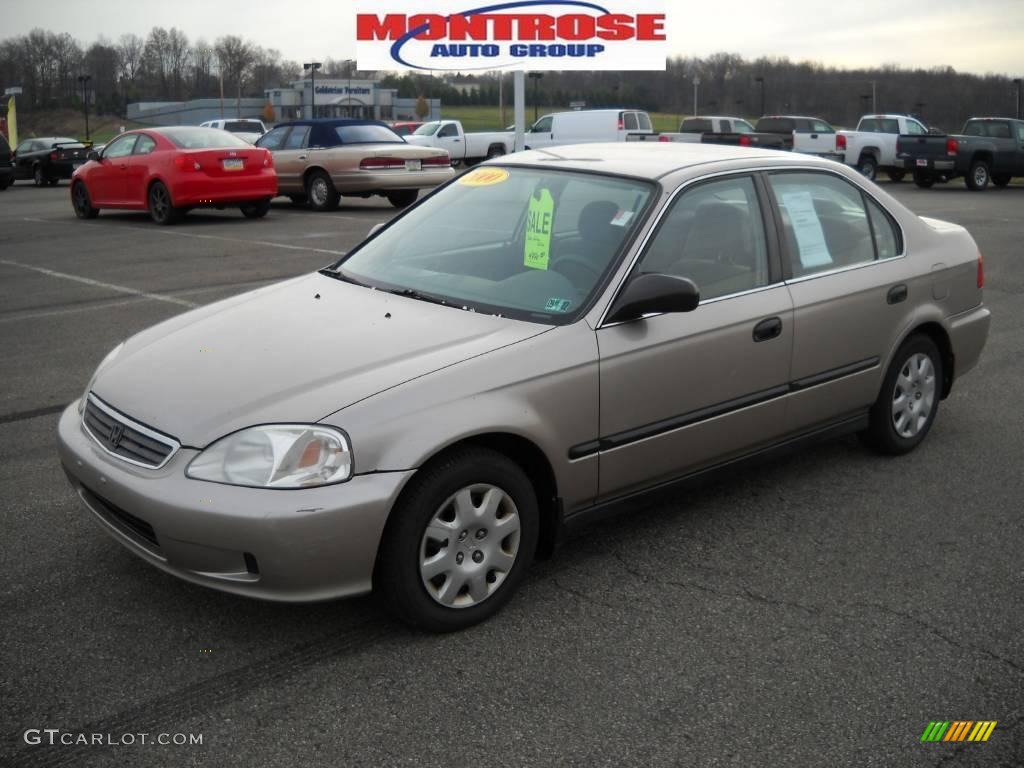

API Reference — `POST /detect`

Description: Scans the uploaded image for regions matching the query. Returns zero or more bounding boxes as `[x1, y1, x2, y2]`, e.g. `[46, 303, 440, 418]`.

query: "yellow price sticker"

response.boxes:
[458, 167, 510, 186]
[524, 189, 555, 271]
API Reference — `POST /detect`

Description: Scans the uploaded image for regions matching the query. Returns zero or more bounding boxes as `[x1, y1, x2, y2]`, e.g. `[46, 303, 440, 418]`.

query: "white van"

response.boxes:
[524, 109, 654, 149]
[198, 119, 267, 144]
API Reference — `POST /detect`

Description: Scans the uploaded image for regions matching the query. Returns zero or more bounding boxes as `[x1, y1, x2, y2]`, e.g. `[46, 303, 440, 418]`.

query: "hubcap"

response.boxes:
[974, 167, 987, 186]
[311, 179, 328, 206]
[419, 483, 521, 609]
[151, 187, 167, 218]
[74, 185, 87, 211]
[891, 353, 936, 438]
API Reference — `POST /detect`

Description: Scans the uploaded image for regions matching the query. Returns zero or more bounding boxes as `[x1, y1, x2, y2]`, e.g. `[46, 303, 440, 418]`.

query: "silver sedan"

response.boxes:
[58, 143, 990, 631]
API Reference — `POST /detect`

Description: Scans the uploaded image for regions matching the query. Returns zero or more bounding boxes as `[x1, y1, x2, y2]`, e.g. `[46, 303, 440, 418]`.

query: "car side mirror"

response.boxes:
[605, 273, 700, 324]
[87, 150, 100, 161]
[368, 222, 386, 238]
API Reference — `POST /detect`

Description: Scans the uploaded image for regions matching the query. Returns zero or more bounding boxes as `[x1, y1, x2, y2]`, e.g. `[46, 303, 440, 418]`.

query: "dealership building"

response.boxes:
[265, 78, 440, 122]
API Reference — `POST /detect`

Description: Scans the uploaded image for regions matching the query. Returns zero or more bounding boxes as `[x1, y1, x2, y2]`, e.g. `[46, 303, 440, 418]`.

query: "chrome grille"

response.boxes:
[82, 394, 179, 469]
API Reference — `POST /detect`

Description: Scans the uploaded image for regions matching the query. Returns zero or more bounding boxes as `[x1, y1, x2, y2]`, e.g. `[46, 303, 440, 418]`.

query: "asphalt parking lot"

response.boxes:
[1, 180, 1021, 768]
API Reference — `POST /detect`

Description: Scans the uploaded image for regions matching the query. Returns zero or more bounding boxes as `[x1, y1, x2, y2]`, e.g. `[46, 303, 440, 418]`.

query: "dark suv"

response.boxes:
[0, 133, 13, 190]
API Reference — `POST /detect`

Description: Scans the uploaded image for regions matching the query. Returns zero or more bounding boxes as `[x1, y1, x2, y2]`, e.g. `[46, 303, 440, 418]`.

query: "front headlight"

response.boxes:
[80, 341, 125, 413]
[186, 425, 352, 488]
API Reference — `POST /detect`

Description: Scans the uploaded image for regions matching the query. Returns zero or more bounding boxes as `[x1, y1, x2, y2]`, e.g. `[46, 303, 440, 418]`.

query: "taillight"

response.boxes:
[174, 155, 201, 171]
[263, 150, 273, 168]
[617, 118, 624, 130]
[421, 154, 450, 167]
[977, 253, 984, 289]
[946, 138, 959, 157]
[739, 135, 752, 147]
[836, 133, 847, 151]
[658, 134, 670, 143]
[359, 157, 406, 170]
[49, 151, 58, 161]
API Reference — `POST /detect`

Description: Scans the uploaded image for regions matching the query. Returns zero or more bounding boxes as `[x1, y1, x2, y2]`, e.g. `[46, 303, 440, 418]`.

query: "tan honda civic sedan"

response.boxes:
[58, 143, 990, 632]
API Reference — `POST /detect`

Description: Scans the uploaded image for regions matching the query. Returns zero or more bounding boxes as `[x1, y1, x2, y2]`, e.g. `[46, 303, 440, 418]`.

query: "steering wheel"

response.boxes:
[550, 254, 602, 288]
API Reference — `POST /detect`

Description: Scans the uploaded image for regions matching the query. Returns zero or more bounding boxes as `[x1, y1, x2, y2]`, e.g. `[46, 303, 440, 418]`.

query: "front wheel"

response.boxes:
[887, 170, 906, 183]
[147, 181, 182, 225]
[860, 335, 943, 456]
[71, 181, 99, 219]
[386, 189, 418, 209]
[240, 198, 271, 218]
[376, 447, 539, 632]
[965, 159, 990, 191]
[33, 165, 47, 187]
[856, 156, 878, 181]
[913, 170, 935, 189]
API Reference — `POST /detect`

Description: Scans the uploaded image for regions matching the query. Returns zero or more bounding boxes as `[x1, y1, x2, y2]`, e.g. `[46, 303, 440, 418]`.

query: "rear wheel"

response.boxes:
[860, 334, 942, 456]
[992, 173, 1012, 188]
[965, 159, 990, 191]
[913, 170, 935, 189]
[71, 181, 99, 219]
[386, 189, 418, 209]
[147, 181, 182, 225]
[486, 145, 506, 160]
[305, 170, 340, 212]
[887, 170, 906, 183]
[376, 447, 539, 632]
[856, 155, 878, 181]
[33, 165, 47, 187]
[239, 198, 271, 218]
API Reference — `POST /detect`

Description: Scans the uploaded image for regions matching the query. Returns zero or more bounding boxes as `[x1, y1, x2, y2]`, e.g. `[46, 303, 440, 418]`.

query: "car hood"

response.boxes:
[92, 273, 548, 447]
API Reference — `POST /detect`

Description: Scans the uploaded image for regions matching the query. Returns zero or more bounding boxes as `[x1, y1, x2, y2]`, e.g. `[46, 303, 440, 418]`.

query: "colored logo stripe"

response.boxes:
[921, 721, 996, 743]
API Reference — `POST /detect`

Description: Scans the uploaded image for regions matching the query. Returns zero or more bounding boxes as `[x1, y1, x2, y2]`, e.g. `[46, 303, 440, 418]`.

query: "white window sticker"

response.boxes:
[610, 209, 634, 227]
[781, 191, 832, 268]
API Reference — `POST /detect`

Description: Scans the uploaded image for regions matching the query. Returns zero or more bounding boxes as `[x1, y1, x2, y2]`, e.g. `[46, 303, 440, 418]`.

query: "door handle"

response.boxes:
[452, 138, 461, 142]
[810, 133, 819, 139]
[753, 317, 783, 342]
[298, 155, 307, 160]
[887, 284, 908, 304]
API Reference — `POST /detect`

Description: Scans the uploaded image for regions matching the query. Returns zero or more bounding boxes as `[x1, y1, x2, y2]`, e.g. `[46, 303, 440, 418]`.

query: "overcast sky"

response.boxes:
[6, 0, 1023, 76]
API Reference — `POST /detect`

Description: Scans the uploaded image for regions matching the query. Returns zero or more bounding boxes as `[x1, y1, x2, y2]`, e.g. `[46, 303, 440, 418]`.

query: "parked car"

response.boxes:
[754, 116, 845, 160]
[199, 118, 267, 144]
[523, 109, 655, 149]
[12, 136, 92, 186]
[837, 114, 929, 181]
[680, 116, 757, 135]
[404, 119, 513, 165]
[896, 117, 1024, 190]
[390, 121, 424, 137]
[58, 143, 990, 632]
[70, 126, 277, 225]
[256, 119, 453, 210]
[648, 115, 788, 150]
[0, 132, 12, 190]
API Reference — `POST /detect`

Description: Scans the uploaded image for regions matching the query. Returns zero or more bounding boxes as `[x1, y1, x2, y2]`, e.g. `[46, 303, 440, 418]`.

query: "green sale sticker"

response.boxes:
[524, 189, 555, 271]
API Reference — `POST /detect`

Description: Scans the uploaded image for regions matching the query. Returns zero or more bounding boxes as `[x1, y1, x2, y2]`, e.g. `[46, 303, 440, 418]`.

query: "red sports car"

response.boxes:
[70, 126, 278, 225]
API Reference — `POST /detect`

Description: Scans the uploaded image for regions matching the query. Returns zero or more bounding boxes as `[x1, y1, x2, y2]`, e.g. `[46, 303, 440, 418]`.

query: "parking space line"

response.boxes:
[0, 259, 199, 308]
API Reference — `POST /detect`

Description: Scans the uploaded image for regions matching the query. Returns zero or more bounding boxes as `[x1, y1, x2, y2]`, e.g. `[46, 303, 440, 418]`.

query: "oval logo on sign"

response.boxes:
[458, 167, 511, 186]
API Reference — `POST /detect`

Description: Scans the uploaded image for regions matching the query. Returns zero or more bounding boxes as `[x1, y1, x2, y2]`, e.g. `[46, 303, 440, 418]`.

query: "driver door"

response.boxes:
[89, 134, 137, 205]
[527, 116, 554, 148]
[595, 174, 793, 499]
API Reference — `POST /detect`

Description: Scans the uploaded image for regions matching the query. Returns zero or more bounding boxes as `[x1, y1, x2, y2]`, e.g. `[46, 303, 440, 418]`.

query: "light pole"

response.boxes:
[528, 72, 543, 122]
[304, 61, 322, 119]
[692, 75, 700, 116]
[755, 77, 765, 116]
[77, 75, 91, 140]
[1015, 79, 1022, 120]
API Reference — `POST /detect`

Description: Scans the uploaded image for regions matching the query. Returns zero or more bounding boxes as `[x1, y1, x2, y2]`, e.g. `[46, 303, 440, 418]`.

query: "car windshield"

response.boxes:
[335, 124, 403, 144]
[413, 122, 441, 136]
[160, 127, 252, 149]
[332, 167, 655, 324]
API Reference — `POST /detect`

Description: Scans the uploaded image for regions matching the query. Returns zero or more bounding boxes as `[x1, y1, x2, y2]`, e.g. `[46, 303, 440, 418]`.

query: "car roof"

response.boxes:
[273, 118, 389, 128]
[491, 142, 834, 179]
[684, 116, 749, 121]
[759, 115, 829, 121]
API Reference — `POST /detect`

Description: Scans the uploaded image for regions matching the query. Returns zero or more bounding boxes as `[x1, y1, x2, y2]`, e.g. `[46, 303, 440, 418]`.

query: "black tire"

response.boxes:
[288, 193, 308, 207]
[305, 169, 340, 212]
[33, 165, 47, 187]
[386, 189, 418, 209]
[71, 181, 99, 219]
[376, 447, 539, 632]
[485, 145, 506, 160]
[0, 176, 12, 191]
[887, 170, 906, 183]
[965, 159, 990, 191]
[147, 181, 182, 225]
[856, 155, 878, 181]
[860, 334, 943, 456]
[239, 198, 271, 218]
[913, 170, 935, 189]
[992, 173, 1012, 188]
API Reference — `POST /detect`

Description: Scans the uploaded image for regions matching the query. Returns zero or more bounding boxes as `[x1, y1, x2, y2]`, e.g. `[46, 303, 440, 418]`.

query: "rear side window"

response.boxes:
[284, 126, 310, 149]
[637, 175, 770, 301]
[964, 120, 1010, 138]
[257, 125, 290, 150]
[623, 113, 638, 131]
[769, 172, 900, 277]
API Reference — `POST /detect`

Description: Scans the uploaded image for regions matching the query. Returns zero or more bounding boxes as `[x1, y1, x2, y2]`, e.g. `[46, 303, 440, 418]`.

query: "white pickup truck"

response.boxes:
[838, 114, 930, 182]
[404, 120, 513, 165]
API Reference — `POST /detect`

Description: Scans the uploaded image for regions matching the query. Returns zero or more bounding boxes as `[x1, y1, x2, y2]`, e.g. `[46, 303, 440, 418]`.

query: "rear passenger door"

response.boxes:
[766, 170, 914, 433]
[595, 174, 793, 499]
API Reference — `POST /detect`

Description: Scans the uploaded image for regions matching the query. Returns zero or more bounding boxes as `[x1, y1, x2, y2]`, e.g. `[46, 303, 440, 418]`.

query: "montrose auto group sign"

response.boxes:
[355, 0, 666, 71]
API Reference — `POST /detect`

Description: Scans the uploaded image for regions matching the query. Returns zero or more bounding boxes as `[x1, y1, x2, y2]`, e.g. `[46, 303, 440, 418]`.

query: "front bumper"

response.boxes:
[57, 402, 413, 602]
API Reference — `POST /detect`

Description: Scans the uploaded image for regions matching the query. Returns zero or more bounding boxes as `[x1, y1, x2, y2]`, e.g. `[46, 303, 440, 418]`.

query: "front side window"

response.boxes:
[133, 135, 157, 155]
[637, 176, 770, 301]
[256, 125, 290, 150]
[438, 123, 459, 138]
[413, 122, 441, 136]
[768, 172, 899, 278]
[334, 167, 655, 323]
[103, 135, 138, 159]
[531, 116, 553, 133]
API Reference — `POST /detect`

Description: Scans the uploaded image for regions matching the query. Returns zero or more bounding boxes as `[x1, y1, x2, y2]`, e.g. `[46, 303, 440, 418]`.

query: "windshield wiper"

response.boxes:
[387, 287, 454, 307]
[318, 267, 373, 288]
